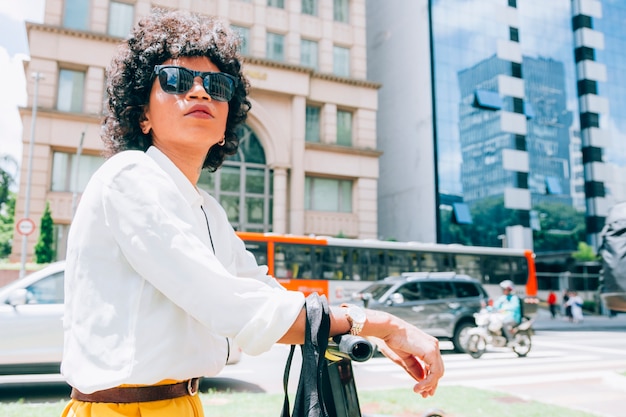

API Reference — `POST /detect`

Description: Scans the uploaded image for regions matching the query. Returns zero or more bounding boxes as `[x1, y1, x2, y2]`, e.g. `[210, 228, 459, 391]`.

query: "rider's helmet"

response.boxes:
[499, 280, 515, 291]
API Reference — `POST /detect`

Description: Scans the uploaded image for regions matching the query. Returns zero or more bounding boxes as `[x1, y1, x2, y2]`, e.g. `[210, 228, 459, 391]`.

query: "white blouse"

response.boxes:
[61, 146, 304, 393]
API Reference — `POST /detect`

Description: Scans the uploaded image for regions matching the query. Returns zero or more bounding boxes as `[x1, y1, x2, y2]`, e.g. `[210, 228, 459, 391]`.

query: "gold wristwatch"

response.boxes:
[340, 303, 366, 336]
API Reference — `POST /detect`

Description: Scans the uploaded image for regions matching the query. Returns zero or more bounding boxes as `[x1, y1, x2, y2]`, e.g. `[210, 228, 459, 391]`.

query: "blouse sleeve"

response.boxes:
[100, 158, 304, 355]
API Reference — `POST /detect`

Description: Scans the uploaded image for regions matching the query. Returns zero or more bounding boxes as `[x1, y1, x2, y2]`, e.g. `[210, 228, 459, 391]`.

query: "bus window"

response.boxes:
[243, 241, 268, 267]
[510, 257, 528, 287]
[420, 253, 438, 272]
[482, 255, 511, 284]
[319, 247, 351, 280]
[355, 248, 380, 281]
[454, 254, 481, 279]
[387, 250, 412, 276]
[275, 244, 313, 279]
[350, 249, 362, 281]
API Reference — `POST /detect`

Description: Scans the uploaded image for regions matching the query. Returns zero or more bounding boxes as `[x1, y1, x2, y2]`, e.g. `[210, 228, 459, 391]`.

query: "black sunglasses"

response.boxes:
[153, 65, 238, 102]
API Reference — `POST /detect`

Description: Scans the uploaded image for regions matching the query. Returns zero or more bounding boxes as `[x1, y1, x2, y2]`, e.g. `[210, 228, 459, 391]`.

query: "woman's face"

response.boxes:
[141, 56, 230, 157]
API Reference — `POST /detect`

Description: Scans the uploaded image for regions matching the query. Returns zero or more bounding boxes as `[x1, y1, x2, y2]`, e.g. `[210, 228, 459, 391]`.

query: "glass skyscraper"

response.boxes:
[368, 0, 626, 252]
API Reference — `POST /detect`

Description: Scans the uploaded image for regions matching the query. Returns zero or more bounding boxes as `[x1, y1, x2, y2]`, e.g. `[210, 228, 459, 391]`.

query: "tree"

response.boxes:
[34, 202, 55, 263]
[0, 154, 17, 259]
[571, 241, 599, 262]
[532, 202, 586, 253]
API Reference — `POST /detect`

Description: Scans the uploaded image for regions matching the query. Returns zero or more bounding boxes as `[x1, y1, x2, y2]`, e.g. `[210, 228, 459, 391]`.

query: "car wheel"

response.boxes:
[452, 321, 476, 353]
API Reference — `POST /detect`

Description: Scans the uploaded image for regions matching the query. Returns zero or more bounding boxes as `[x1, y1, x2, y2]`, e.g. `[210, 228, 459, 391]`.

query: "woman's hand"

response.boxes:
[365, 314, 445, 398]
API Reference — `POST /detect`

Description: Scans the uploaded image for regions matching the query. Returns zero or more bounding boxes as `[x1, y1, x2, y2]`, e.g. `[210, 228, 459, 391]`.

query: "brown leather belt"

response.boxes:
[70, 378, 200, 403]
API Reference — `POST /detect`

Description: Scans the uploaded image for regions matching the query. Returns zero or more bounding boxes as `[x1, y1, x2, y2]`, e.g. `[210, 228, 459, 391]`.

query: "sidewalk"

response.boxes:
[532, 307, 626, 332]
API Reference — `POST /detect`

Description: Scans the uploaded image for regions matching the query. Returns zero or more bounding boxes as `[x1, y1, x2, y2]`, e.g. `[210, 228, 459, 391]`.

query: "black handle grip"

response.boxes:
[326, 335, 374, 362]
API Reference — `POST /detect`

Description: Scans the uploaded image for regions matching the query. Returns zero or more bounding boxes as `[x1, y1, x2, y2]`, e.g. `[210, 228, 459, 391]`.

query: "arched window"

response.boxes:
[198, 125, 273, 232]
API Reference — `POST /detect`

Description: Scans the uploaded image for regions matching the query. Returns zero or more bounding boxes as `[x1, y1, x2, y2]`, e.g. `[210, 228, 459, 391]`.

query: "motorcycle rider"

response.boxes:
[492, 280, 522, 342]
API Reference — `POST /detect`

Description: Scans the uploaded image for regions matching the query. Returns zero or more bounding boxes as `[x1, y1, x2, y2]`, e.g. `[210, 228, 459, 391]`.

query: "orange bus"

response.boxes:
[236, 232, 537, 305]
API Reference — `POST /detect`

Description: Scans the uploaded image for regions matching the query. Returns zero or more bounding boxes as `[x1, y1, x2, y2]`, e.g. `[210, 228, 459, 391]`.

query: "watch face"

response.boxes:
[348, 305, 366, 323]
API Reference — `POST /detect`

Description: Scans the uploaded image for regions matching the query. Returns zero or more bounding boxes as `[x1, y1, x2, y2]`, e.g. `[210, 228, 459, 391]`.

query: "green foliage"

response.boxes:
[0, 157, 17, 259]
[532, 202, 586, 253]
[441, 197, 511, 247]
[571, 241, 598, 262]
[440, 199, 587, 254]
[0, 192, 15, 258]
[34, 202, 55, 263]
[0, 387, 601, 417]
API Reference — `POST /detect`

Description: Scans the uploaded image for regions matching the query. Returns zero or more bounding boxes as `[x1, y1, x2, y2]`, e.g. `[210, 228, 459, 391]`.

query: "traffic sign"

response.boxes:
[16, 218, 36, 236]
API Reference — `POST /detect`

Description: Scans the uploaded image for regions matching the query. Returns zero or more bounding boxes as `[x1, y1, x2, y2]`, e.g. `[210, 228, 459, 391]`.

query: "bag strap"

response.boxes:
[281, 293, 331, 417]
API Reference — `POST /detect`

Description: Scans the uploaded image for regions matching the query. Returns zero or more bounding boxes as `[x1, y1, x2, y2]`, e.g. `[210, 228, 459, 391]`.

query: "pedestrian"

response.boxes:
[60, 9, 444, 417]
[563, 289, 573, 321]
[566, 291, 585, 323]
[547, 290, 558, 319]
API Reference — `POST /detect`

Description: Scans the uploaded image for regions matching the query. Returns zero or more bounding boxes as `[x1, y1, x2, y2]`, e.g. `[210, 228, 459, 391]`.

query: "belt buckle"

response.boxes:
[187, 378, 199, 396]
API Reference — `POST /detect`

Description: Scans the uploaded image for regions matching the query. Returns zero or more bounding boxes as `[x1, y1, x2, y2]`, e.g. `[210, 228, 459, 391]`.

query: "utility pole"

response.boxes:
[19, 72, 43, 279]
[71, 129, 86, 217]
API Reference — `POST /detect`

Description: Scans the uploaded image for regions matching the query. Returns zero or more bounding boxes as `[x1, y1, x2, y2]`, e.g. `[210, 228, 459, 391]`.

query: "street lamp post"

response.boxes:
[19, 72, 43, 279]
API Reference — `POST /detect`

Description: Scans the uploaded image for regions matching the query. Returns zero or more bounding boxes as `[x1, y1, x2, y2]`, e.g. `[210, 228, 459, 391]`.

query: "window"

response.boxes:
[334, 0, 349, 23]
[454, 282, 480, 298]
[420, 281, 455, 300]
[232, 25, 251, 55]
[301, 39, 319, 70]
[545, 176, 563, 194]
[57, 69, 85, 113]
[63, 0, 89, 30]
[336, 110, 352, 146]
[268, 0, 285, 8]
[198, 125, 273, 232]
[333, 46, 350, 77]
[51, 151, 104, 192]
[108, 2, 133, 37]
[473, 89, 503, 110]
[305, 177, 352, 212]
[266, 32, 285, 62]
[305, 106, 321, 142]
[397, 283, 422, 302]
[302, 0, 318, 16]
[452, 203, 473, 225]
[26, 273, 64, 304]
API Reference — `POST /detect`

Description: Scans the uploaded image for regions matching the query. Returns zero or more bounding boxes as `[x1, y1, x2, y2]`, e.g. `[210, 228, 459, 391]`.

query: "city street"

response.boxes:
[1, 311, 625, 417]
[212, 312, 626, 417]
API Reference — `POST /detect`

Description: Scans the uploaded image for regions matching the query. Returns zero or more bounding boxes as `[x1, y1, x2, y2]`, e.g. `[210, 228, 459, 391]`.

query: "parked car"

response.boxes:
[0, 261, 241, 376]
[350, 271, 490, 353]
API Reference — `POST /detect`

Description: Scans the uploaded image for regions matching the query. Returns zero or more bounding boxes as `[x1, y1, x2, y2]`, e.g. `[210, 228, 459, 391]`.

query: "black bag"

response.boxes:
[281, 293, 332, 417]
[281, 293, 365, 417]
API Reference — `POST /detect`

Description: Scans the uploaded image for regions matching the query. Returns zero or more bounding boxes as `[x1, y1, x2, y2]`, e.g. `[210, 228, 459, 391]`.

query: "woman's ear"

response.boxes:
[139, 111, 151, 135]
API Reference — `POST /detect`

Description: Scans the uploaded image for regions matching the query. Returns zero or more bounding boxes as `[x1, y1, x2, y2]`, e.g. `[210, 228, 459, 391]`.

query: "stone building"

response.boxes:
[11, 0, 380, 262]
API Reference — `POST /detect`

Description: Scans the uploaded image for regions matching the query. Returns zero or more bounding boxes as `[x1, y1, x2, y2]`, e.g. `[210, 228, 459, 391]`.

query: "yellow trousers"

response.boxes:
[61, 380, 205, 417]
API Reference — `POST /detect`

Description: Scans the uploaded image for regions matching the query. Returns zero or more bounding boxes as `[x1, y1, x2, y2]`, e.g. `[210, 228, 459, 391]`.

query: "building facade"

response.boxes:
[368, 0, 626, 251]
[11, 0, 381, 262]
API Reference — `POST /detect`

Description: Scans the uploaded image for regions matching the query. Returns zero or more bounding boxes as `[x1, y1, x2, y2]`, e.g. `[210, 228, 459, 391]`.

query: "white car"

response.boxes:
[0, 261, 241, 376]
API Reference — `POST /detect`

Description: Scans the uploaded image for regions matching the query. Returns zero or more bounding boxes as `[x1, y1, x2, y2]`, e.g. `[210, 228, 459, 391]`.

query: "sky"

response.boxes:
[0, 0, 45, 181]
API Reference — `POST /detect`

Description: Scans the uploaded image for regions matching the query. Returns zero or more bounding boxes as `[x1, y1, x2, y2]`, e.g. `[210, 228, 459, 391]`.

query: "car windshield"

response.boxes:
[360, 283, 393, 301]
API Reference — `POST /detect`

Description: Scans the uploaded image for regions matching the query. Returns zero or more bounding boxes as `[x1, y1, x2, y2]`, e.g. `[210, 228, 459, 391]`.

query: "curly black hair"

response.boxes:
[102, 8, 251, 172]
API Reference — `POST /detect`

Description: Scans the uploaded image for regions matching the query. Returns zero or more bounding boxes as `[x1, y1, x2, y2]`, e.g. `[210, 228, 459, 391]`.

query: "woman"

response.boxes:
[61, 9, 444, 417]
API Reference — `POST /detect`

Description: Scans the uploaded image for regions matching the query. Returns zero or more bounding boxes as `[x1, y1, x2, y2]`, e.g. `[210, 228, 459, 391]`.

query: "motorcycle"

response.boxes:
[465, 309, 533, 359]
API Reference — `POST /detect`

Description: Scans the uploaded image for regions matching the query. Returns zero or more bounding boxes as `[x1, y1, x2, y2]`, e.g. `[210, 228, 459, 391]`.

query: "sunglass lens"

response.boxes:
[204, 74, 234, 102]
[158, 67, 194, 94]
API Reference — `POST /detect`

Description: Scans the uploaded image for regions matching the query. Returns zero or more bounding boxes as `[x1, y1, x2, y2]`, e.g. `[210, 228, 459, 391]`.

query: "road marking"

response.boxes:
[532, 340, 626, 356]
